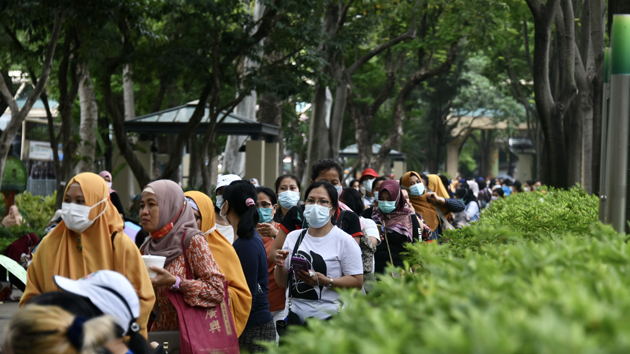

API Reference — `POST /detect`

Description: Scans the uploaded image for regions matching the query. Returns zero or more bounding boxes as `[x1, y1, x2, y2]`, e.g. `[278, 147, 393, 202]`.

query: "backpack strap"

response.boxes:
[288, 229, 309, 310]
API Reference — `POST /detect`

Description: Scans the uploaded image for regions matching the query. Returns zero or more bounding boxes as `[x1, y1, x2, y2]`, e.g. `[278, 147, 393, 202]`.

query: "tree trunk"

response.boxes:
[123, 64, 135, 121]
[304, 85, 333, 185]
[371, 43, 458, 170]
[77, 63, 98, 173]
[0, 12, 63, 190]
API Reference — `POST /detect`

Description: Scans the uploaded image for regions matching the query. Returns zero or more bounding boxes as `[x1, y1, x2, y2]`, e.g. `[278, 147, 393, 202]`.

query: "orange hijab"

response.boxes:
[20, 173, 155, 337]
[401, 172, 451, 231]
[184, 191, 252, 337]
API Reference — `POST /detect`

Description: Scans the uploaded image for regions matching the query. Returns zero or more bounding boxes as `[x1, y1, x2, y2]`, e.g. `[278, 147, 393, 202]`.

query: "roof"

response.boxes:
[339, 143, 406, 161]
[124, 101, 280, 137]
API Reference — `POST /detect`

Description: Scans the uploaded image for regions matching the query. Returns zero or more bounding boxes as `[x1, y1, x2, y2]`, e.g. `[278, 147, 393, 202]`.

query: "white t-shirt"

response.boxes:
[283, 226, 363, 320]
[216, 223, 234, 244]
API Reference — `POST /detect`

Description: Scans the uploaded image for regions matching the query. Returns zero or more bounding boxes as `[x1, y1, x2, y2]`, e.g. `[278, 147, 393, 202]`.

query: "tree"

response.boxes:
[76, 63, 98, 173]
[0, 8, 64, 189]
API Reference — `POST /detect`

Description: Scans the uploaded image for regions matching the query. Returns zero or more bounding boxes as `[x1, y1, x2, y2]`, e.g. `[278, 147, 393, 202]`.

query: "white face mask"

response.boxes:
[62, 198, 108, 233]
[203, 225, 217, 235]
[106, 182, 113, 189]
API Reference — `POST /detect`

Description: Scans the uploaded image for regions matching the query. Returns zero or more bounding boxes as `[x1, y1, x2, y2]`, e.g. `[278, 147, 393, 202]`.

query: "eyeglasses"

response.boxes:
[304, 199, 332, 207]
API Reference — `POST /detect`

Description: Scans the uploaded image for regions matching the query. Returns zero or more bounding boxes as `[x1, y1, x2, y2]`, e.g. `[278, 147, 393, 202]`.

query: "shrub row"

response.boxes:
[269, 187, 619, 353]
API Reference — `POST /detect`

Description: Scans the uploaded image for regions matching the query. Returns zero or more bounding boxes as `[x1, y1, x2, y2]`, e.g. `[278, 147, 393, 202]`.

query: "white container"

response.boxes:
[141, 255, 166, 278]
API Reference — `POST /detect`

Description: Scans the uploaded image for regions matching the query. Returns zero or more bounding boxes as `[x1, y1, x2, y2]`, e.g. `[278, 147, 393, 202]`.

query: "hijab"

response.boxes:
[98, 171, 116, 194]
[20, 173, 155, 337]
[4, 233, 38, 262]
[184, 191, 252, 337]
[140, 180, 199, 266]
[372, 180, 413, 241]
[456, 187, 478, 207]
[2, 206, 23, 228]
[401, 172, 451, 231]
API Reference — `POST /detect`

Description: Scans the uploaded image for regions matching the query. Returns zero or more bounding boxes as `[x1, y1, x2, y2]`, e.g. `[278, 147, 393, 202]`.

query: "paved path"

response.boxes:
[0, 289, 23, 344]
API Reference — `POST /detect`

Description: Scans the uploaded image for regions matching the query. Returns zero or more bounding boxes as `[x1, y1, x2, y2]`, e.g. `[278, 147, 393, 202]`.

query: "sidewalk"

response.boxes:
[0, 288, 23, 344]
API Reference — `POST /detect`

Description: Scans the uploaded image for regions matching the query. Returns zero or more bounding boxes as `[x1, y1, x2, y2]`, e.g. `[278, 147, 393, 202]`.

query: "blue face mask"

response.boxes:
[303, 204, 331, 228]
[373, 192, 379, 201]
[278, 191, 300, 209]
[409, 183, 425, 197]
[257, 207, 273, 223]
[215, 195, 223, 209]
[335, 185, 342, 195]
[378, 200, 396, 214]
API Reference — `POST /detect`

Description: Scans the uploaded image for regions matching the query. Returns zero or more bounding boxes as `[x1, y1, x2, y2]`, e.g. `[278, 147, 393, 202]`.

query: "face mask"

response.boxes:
[303, 204, 331, 228]
[491, 196, 499, 201]
[106, 182, 112, 189]
[373, 192, 379, 201]
[278, 191, 300, 209]
[459, 198, 466, 204]
[354, 187, 360, 192]
[258, 207, 273, 223]
[334, 185, 342, 195]
[62, 198, 108, 233]
[378, 200, 396, 214]
[409, 183, 425, 197]
[203, 225, 217, 236]
[363, 179, 374, 193]
[216, 195, 223, 209]
[524, 187, 530, 192]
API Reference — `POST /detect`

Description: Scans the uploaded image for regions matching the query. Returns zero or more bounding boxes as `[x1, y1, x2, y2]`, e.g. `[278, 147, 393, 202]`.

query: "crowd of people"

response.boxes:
[0, 160, 538, 354]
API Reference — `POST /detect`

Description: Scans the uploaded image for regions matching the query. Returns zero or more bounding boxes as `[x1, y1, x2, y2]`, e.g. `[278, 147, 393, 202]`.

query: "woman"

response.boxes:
[221, 181, 274, 352]
[453, 188, 480, 228]
[349, 179, 360, 191]
[274, 175, 301, 224]
[139, 180, 225, 332]
[1, 232, 38, 294]
[32, 270, 154, 354]
[99, 171, 125, 217]
[401, 172, 464, 240]
[341, 187, 379, 289]
[255, 186, 287, 325]
[20, 173, 154, 336]
[372, 180, 419, 274]
[492, 187, 505, 200]
[274, 181, 363, 322]
[3, 304, 117, 354]
[2, 205, 23, 228]
[184, 190, 252, 337]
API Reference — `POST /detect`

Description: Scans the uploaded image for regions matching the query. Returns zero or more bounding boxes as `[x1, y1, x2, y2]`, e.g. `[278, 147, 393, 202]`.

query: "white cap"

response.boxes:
[215, 174, 241, 192]
[54, 270, 140, 335]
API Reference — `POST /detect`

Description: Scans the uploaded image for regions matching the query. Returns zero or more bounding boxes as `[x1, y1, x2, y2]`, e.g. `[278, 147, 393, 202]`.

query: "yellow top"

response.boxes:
[20, 173, 155, 337]
[185, 191, 252, 336]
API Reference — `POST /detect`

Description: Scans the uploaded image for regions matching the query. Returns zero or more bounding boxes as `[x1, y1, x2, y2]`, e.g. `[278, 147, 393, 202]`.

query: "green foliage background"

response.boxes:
[0, 192, 56, 251]
[268, 188, 629, 353]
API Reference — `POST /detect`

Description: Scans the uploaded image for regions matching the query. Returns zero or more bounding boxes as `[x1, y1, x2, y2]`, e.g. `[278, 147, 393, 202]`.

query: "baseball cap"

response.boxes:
[54, 270, 140, 335]
[215, 174, 242, 192]
[361, 168, 379, 180]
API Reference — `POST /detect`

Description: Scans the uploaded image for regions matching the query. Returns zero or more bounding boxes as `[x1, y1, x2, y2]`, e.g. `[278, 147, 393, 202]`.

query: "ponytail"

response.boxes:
[222, 180, 259, 239]
[6, 304, 116, 354]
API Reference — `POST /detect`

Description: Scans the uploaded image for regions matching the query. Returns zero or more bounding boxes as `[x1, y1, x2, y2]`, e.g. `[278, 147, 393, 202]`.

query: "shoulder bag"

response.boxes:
[149, 232, 239, 354]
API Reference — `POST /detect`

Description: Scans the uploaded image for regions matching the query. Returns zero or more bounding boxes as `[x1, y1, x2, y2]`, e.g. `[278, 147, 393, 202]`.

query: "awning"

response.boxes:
[339, 143, 406, 161]
[124, 101, 280, 138]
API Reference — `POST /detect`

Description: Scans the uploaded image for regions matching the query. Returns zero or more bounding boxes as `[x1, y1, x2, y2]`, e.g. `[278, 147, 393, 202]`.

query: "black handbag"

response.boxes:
[277, 229, 308, 336]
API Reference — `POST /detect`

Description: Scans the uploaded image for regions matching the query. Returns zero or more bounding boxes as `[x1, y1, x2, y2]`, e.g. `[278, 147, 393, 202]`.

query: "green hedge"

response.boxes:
[268, 188, 625, 354]
[0, 192, 56, 252]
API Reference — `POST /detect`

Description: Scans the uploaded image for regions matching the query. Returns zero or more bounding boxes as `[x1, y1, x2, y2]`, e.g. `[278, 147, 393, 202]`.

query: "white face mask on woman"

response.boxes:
[62, 198, 108, 233]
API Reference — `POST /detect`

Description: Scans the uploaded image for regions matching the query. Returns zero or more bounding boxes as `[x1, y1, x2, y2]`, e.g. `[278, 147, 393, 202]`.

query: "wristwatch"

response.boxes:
[170, 276, 181, 291]
[326, 277, 334, 288]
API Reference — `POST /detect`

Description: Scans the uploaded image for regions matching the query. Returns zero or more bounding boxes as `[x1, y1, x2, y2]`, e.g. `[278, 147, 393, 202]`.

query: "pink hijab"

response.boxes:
[98, 171, 116, 193]
[140, 180, 200, 266]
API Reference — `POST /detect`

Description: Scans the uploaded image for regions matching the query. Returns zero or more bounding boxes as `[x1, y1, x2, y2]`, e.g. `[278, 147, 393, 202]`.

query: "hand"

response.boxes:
[426, 192, 444, 205]
[257, 223, 278, 238]
[149, 266, 177, 287]
[297, 270, 327, 287]
[275, 250, 289, 267]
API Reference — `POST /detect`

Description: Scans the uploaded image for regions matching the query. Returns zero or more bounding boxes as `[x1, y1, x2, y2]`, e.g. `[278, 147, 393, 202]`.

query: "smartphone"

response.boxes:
[290, 256, 310, 274]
